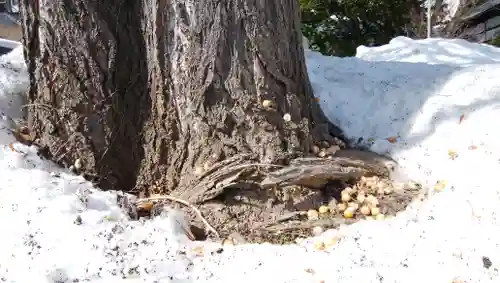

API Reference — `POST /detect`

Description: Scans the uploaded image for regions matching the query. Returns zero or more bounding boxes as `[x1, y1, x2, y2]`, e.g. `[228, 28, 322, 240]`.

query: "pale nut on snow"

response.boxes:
[343, 207, 356, 218]
[307, 209, 319, 220]
[74, 158, 83, 170]
[283, 113, 291, 122]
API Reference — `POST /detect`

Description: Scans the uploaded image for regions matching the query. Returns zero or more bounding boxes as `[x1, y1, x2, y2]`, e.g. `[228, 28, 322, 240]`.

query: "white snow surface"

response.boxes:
[443, 0, 461, 18]
[1, 36, 500, 282]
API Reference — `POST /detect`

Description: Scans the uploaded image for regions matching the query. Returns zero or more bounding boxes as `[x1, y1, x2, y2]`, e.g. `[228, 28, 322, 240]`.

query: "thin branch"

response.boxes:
[135, 195, 220, 239]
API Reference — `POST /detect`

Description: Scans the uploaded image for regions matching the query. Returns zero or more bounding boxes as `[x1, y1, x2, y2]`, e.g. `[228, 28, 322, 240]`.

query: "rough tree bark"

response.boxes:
[20, 0, 390, 207]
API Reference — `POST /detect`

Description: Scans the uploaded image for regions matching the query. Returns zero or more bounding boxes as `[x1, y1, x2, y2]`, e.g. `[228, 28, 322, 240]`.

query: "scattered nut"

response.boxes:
[434, 180, 447, 192]
[324, 237, 339, 249]
[370, 206, 380, 216]
[283, 113, 291, 122]
[74, 158, 83, 170]
[318, 150, 326, 158]
[375, 214, 385, 220]
[307, 209, 319, 220]
[365, 195, 379, 206]
[343, 207, 355, 218]
[262, 99, 275, 108]
[337, 203, 347, 212]
[365, 180, 375, 189]
[318, 205, 329, 214]
[360, 176, 367, 184]
[376, 182, 385, 190]
[347, 202, 359, 210]
[313, 241, 325, 250]
[137, 202, 154, 212]
[383, 186, 393, 194]
[341, 192, 351, 202]
[360, 205, 371, 215]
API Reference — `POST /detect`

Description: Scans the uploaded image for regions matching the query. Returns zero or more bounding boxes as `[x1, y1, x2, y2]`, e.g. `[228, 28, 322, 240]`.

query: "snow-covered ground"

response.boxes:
[1, 36, 500, 282]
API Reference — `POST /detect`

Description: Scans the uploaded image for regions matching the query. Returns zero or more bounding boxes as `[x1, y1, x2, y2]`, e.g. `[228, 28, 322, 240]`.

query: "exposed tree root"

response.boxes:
[175, 149, 398, 205]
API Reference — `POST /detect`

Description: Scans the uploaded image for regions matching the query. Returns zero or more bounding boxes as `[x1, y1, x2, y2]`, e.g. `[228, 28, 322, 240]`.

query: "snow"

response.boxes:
[1, 36, 500, 282]
[444, 0, 461, 18]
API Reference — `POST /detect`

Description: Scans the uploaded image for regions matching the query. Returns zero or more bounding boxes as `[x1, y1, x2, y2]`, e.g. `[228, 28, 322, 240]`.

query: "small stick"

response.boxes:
[135, 195, 220, 239]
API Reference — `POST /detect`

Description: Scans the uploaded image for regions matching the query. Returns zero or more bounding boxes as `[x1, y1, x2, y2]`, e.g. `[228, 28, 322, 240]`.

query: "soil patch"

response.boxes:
[135, 175, 425, 245]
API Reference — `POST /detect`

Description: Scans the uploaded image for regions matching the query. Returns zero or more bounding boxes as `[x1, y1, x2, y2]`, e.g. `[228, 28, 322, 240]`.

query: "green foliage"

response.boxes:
[300, 0, 415, 57]
[489, 36, 500, 47]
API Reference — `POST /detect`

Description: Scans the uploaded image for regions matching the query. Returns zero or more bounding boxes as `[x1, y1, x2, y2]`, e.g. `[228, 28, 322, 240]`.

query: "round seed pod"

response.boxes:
[370, 206, 380, 216]
[360, 205, 371, 215]
[74, 158, 83, 170]
[307, 209, 319, 220]
[318, 150, 327, 158]
[343, 207, 356, 218]
[348, 202, 359, 210]
[283, 113, 292, 122]
[318, 205, 329, 214]
[262, 99, 275, 108]
[341, 192, 351, 202]
[337, 203, 347, 212]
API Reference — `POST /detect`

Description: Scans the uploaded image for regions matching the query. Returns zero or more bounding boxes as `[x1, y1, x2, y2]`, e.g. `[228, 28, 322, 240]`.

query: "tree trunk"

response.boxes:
[20, 0, 351, 203]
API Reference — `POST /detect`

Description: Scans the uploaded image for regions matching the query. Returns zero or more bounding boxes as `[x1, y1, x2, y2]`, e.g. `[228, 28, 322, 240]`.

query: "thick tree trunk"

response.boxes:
[20, 0, 349, 201]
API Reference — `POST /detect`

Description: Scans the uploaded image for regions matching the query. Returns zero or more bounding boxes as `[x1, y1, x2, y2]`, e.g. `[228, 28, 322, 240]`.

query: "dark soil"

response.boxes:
[136, 175, 425, 245]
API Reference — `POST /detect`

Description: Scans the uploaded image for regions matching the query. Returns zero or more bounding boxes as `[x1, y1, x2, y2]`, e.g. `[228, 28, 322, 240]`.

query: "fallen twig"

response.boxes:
[257, 217, 353, 232]
[135, 195, 220, 239]
[253, 211, 306, 229]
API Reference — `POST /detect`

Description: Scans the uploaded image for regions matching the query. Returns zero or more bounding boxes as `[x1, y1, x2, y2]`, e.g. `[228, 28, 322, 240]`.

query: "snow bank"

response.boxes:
[1, 37, 500, 283]
[356, 36, 500, 65]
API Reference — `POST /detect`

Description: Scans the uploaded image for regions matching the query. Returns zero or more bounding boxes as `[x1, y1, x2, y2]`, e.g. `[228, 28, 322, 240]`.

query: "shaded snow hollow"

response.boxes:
[1, 36, 500, 282]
